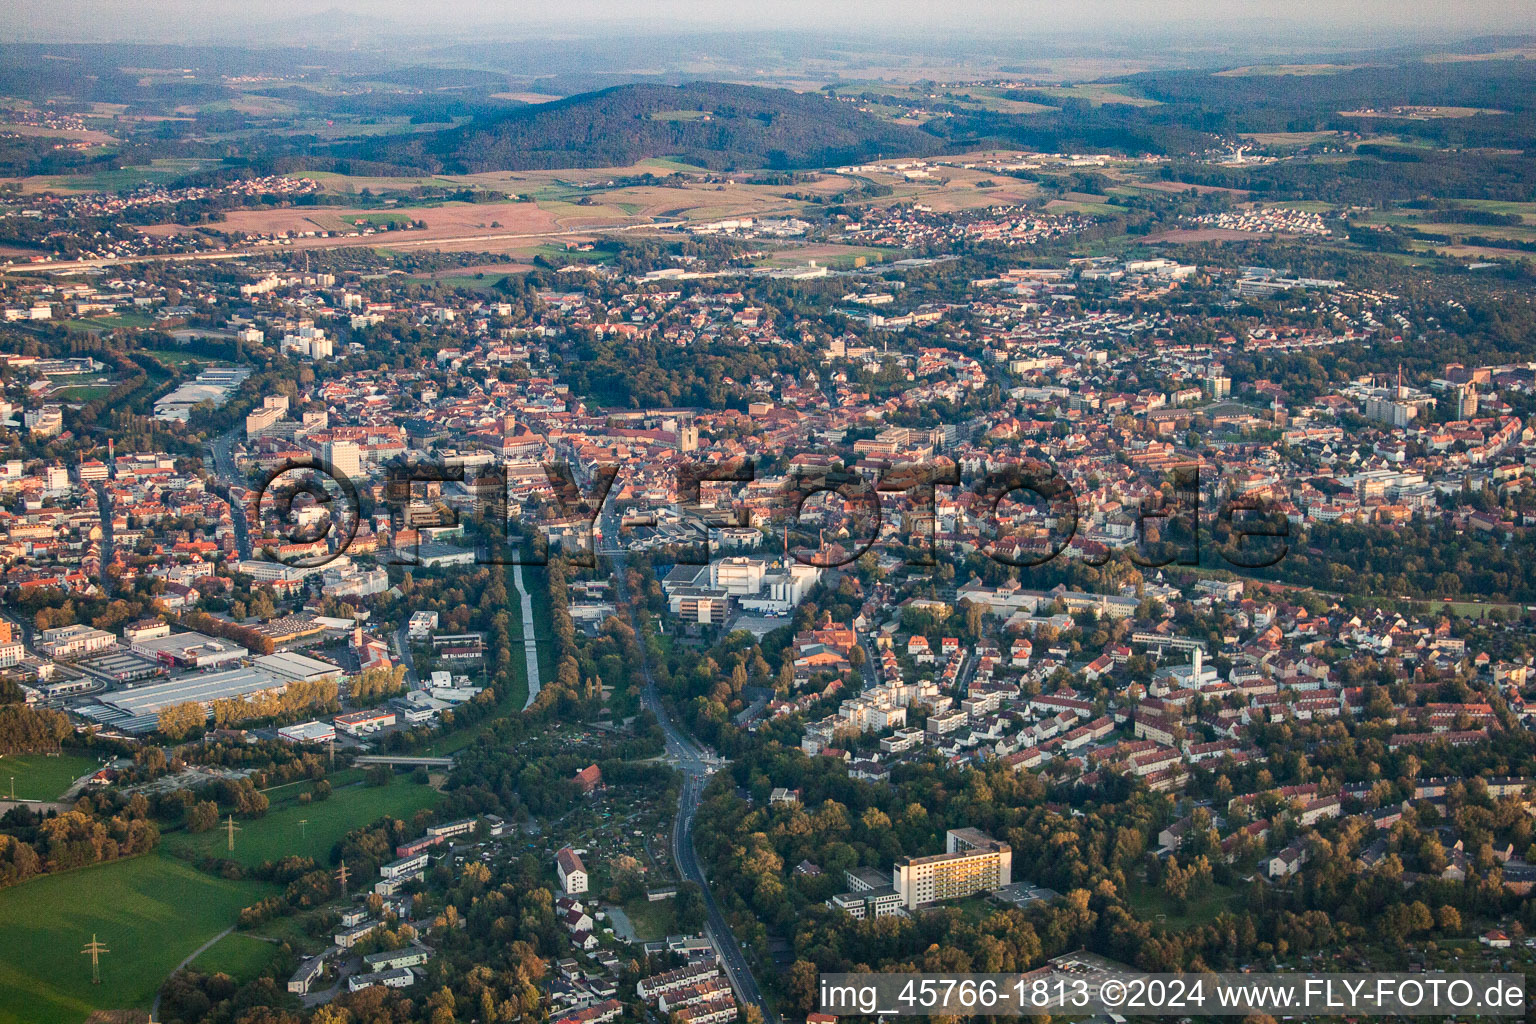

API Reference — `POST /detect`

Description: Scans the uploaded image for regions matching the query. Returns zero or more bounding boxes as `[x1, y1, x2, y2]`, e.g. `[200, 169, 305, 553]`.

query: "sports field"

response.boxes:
[160, 778, 440, 868]
[0, 751, 99, 801]
[0, 854, 271, 1024]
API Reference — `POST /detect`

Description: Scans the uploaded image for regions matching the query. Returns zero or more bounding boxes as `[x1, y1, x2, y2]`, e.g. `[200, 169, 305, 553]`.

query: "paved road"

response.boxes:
[394, 622, 421, 688]
[207, 426, 252, 560]
[606, 511, 774, 1023]
[93, 482, 115, 597]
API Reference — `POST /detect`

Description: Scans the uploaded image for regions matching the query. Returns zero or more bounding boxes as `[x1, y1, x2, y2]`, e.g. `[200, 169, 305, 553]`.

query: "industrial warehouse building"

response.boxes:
[278, 720, 337, 744]
[254, 650, 343, 684]
[74, 665, 293, 733]
[129, 630, 248, 668]
[71, 650, 338, 734]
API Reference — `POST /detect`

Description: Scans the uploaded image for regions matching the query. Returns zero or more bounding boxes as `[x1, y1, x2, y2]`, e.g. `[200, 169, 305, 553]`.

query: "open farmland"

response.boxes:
[0, 854, 270, 1024]
[141, 199, 564, 242]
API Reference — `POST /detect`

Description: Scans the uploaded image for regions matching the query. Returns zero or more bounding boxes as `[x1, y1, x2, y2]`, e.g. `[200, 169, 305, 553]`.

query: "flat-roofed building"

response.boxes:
[38, 624, 116, 659]
[335, 708, 396, 734]
[361, 947, 428, 972]
[375, 852, 428, 895]
[254, 650, 343, 684]
[95, 665, 289, 719]
[278, 720, 336, 744]
[427, 817, 477, 840]
[129, 631, 247, 668]
[348, 967, 415, 992]
[0, 637, 24, 668]
[893, 828, 1011, 909]
[122, 619, 172, 644]
[288, 949, 335, 994]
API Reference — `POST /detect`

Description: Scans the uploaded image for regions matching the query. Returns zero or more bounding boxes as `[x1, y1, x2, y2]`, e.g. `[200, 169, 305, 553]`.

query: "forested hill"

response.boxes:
[339, 81, 945, 173]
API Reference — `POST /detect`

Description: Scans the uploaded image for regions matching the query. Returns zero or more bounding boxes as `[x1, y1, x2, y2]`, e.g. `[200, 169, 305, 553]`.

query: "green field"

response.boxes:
[619, 895, 679, 941]
[1025, 83, 1161, 107]
[52, 384, 115, 401]
[525, 564, 557, 688]
[142, 347, 210, 366]
[188, 931, 279, 982]
[1417, 599, 1526, 620]
[41, 159, 217, 193]
[0, 854, 271, 1024]
[162, 778, 440, 868]
[0, 751, 99, 801]
[422, 273, 505, 290]
[534, 242, 619, 264]
[1126, 879, 1238, 929]
[89, 312, 154, 328]
[348, 212, 421, 229]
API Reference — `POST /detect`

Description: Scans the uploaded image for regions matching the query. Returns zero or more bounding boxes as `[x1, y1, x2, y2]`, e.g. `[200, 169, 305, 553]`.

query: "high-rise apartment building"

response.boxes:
[892, 828, 1011, 908]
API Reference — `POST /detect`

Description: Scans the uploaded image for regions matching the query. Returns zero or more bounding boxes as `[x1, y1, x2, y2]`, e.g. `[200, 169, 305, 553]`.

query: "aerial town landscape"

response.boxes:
[4, 1, 1536, 1022]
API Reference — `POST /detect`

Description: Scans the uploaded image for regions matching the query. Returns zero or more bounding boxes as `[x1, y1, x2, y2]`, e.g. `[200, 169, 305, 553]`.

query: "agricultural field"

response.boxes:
[22, 159, 220, 194]
[1020, 83, 1161, 107]
[1214, 63, 1370, 77]
[161, 777, 440, 869]
[1339, 105, 1507, 119]
[1238, 131, 1342, 147]
[952, 89, 1056, 114]
[0, 854, 271, 1024]
[0, 751, 100, 801]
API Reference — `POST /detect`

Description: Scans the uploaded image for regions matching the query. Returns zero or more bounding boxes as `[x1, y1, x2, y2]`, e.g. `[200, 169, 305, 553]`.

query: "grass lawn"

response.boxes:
[188, 931, 279, 982]
[1419, 599, 1525, 619]
[524, 564, 558, 688]
[91, 312, 154, 328]
[620, 896, 678, 941]
[945, 894, 1000, 924]
[161, 779, 440, 868]
[245, 910, 324, 952]
[0, 751, 99, 801]
[0, 853, 272, 1024]
[534, 242, 617, 263]
[52, 384, 115, 401]
[262, 767, 363, 804]
[141, 347, 207, 366]
[1126, 880, 1237, 929]
[424, 273, 503, 290]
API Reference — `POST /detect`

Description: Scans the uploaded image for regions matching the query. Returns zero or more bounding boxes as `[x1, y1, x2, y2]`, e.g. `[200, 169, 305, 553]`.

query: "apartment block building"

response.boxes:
[893, 828, 1012, 909]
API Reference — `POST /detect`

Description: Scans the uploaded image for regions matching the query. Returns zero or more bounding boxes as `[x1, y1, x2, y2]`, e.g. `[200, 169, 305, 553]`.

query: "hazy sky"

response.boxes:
[3, 0, 1534, 45]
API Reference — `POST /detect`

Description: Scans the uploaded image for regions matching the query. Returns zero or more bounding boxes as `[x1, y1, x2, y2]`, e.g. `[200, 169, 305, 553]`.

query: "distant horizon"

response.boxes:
[2, 1, 1534, 55]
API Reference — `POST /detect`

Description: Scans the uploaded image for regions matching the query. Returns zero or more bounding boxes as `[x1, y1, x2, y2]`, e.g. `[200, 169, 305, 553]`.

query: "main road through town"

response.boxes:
[603, 510, 775, 1024]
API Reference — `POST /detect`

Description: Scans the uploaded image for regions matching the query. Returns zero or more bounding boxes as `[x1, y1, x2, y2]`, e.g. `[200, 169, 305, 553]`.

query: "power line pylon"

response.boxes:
[336, 858, 350, 896]
[225, 814, 242, 852]
[81, 933, 109, 985]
